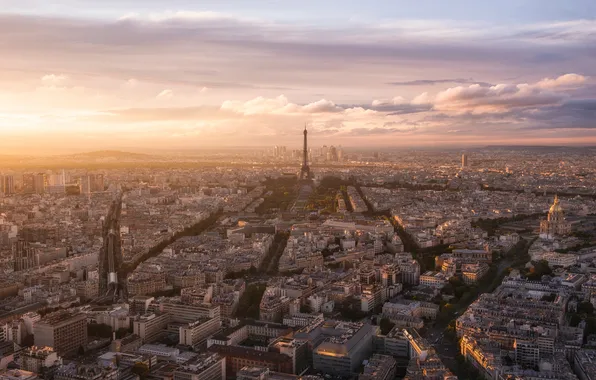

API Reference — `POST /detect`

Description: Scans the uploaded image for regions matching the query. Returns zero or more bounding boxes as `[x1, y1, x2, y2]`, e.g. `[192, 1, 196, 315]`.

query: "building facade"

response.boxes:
[540, 196, 572, 240]
[33, 312, 87, 357]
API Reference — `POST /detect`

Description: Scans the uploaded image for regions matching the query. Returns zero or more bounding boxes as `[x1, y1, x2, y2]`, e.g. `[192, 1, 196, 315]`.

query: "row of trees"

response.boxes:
[87, 323, 131, 339]
[234, 283, 267, 319]
[121, 210, 223, 276]
[255, 176, 297, 214]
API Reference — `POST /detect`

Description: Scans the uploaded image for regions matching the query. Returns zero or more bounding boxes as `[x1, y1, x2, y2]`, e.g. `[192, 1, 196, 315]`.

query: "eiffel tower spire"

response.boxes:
[300, 124, 311, 180]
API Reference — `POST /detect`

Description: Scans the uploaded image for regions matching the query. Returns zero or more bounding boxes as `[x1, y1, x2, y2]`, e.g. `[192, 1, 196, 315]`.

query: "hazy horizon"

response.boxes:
[1, 0, 595, 153]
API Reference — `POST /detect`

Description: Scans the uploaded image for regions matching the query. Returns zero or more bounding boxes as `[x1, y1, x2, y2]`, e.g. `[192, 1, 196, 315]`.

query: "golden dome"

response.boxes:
[549, 195, 563, 214]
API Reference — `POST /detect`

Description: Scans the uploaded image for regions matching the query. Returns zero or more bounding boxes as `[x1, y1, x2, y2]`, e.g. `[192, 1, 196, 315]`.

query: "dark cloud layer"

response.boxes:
[1, 14, 595, 89]
[388, 78, 493, 86]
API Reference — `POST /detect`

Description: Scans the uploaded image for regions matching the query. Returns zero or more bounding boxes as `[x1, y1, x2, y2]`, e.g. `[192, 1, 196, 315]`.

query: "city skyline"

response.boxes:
[1, 1, 595, 154]
[1, 129, 596, 378]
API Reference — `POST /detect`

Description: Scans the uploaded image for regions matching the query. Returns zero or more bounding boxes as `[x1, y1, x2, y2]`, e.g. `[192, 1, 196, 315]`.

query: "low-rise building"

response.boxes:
[54, 363, 119, 380]
[179, 317, 221, 347]
[419, 271, 448, 289]
[461, 263, 490, 285]
[359, 354, 396, 380]
[133, 313, 171, 343]
[19, 346, 62, 374]
[173, 352, 225, 380]
[312, 322, 374, 377]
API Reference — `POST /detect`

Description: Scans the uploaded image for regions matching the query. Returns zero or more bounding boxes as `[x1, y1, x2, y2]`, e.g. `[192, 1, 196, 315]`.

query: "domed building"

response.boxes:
[539, 195, 571, 240]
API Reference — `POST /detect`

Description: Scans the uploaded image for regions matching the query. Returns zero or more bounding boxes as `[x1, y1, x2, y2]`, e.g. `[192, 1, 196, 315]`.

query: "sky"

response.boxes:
[0, 1, 595, 154]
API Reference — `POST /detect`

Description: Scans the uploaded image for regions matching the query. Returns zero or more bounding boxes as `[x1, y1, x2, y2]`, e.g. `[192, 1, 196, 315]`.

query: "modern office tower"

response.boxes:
[299, 126, 311, 180]
[461, 153, 469, 169]
[327, 145, 338, 161]
[22, 173, 35, 194]
[92, 174, 105, 192]
[48, 173, 64, 186]
[33, 173, 46, 194]
[3, 175, 15, 195]
[80, 173, 105, 193]
[47, 172, 66, 194]
[98, 193, 125, 299]
[12, 239, 37, 271]
[321, 145, 329, 160]
[273, 145, 287, 158]
[80, 175, 92, 194]
[34, 311, 87, 356]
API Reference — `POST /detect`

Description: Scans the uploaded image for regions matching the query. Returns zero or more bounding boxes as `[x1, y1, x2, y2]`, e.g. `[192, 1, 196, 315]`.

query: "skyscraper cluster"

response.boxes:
[80, 173, 105, 194]
[319, 145, 343, 162]
[273, 145, 287, 158]
[0, 174, 14, 195]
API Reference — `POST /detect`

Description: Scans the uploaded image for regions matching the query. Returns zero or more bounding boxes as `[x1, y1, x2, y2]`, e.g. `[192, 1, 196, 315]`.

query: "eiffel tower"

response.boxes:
[299, 125, 311, 180]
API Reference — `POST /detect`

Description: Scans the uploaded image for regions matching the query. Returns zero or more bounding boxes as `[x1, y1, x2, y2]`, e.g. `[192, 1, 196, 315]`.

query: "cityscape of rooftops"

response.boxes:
[0, 1, 596, 380]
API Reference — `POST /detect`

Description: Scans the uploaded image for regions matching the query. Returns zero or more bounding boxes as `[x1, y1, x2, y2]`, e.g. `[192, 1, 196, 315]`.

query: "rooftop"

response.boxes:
[174, 353, 223, 375]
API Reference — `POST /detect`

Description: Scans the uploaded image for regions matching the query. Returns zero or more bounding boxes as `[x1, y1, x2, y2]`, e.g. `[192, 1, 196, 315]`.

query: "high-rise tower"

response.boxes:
[300, 126, 311, 180]
[13, 239, 37, 271]
[0, 175, 10, 195]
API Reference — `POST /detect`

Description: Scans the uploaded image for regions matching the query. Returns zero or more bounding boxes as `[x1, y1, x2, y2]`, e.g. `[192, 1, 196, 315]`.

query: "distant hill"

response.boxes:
[70, 150, 155, 159]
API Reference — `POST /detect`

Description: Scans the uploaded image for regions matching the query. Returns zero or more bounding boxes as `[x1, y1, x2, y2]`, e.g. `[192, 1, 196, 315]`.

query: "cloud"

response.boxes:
[347, 126, 418, 136]
[1, 13, 595, 99]
[221, 95, 343, 115]
[388, 78, 492, 86]
[123, 78, 138, 88]
[119, 10, 249, 24]
[535, 73, 587, 89]
[87, 106, 225, 123]
[156, 89, 173, 99]
[511, 20, 596, 43]
[523, 99, 596, 129]
[366, 96, 432, 115]
[430, 75, 585, 112]
[41, 74, 68, 85]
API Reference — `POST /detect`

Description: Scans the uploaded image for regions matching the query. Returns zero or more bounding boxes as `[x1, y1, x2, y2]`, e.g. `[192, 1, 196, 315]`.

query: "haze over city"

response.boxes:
[1, 0, 595, 154]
